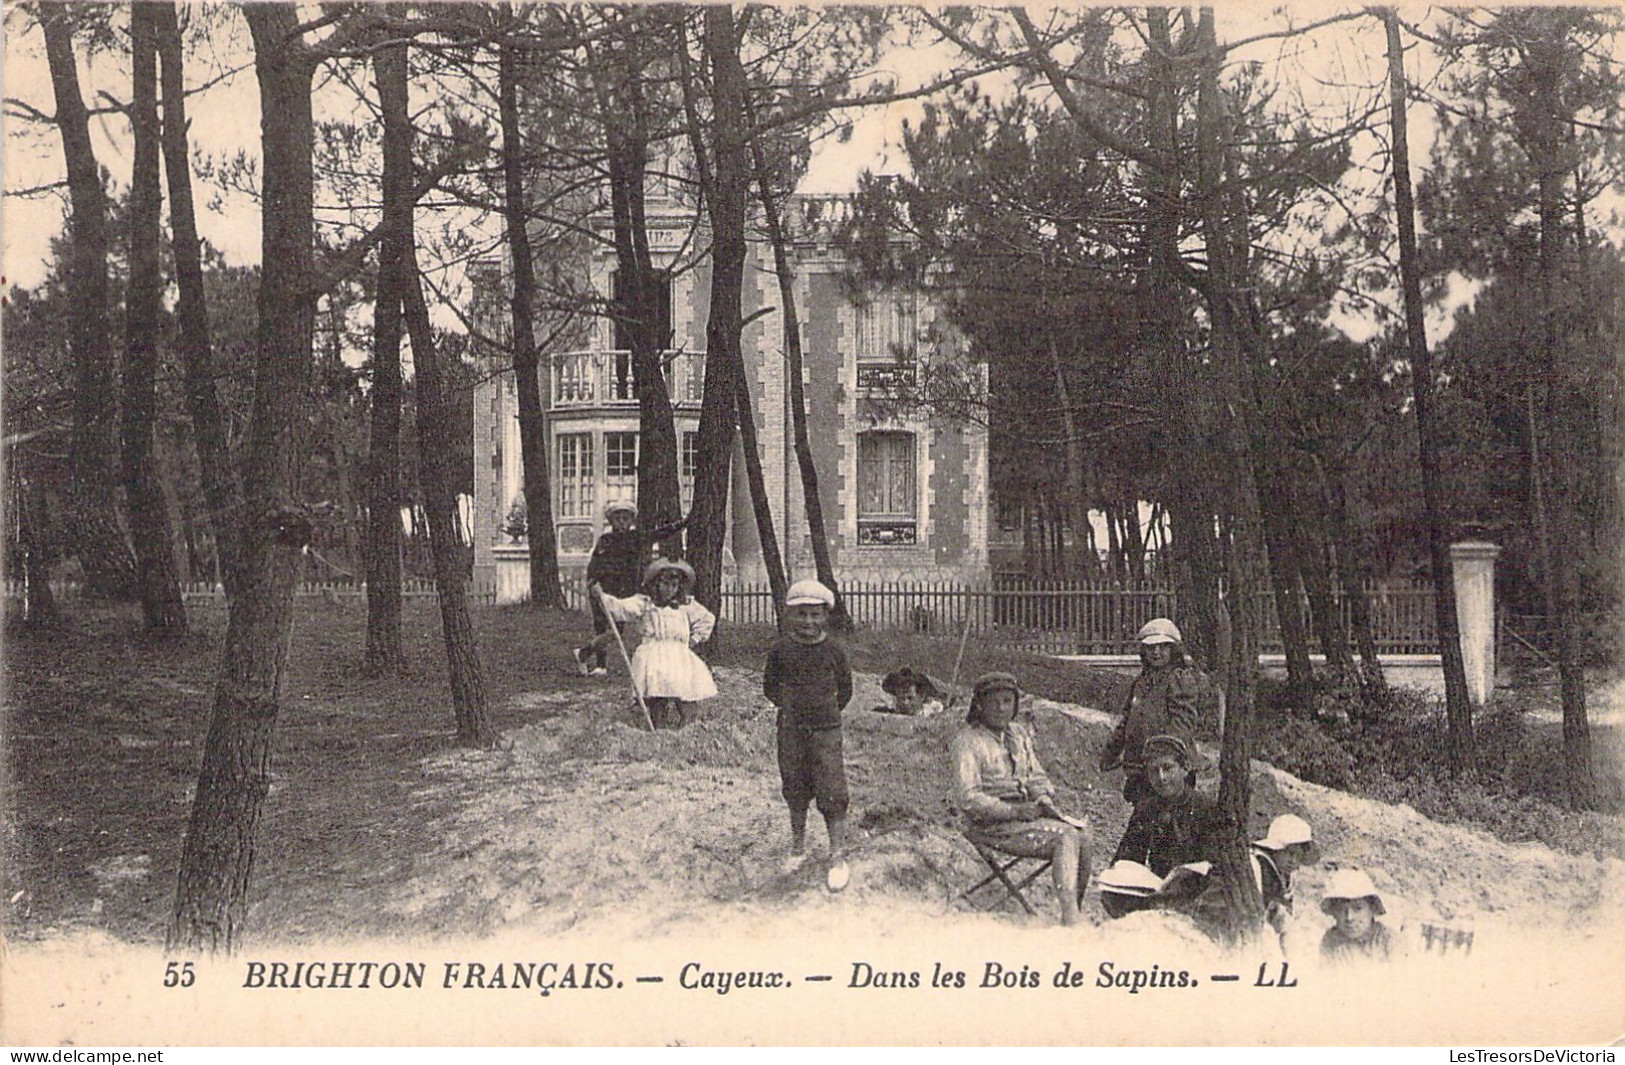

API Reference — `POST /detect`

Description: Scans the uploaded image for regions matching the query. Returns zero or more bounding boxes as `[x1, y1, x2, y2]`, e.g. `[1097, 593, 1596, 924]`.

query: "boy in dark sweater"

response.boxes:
[763, 579, 853, 892]
[574, 501, 687, 675]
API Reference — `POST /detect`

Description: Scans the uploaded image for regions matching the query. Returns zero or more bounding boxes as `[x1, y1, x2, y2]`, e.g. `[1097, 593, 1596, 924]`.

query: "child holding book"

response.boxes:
[1102, 732, 1222, 919]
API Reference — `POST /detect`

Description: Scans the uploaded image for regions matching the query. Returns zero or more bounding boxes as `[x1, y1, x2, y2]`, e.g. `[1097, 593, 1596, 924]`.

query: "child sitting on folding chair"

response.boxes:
[950, 672, 1092, 926]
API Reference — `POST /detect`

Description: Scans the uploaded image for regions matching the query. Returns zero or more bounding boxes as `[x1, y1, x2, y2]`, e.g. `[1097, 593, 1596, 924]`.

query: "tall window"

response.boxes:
[854, 290, 917, 359]
[680, 430, 699, 510]
[557, 433, 594, 519]
[857, 431, 917, 545]
[855, 290, 918, 391]
[605, 430, 638, 508]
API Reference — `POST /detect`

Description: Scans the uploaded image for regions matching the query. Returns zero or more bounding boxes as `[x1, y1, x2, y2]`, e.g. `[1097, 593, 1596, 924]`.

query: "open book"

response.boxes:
[1098, 859, 1212, 898]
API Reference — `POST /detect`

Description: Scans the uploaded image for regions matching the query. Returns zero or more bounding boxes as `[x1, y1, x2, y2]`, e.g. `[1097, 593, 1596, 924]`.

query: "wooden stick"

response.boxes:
[948, 607, 974, 706]
[597, 586, 656, 732]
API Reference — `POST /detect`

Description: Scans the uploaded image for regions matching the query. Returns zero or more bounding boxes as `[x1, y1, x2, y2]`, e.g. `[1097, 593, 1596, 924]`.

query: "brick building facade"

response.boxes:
[472, 196, 990, 602]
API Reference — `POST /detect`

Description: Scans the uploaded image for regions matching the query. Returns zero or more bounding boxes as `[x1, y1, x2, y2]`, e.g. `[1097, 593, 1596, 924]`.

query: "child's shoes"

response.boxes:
[573, 647, 593, 677]
[826, 859, 851, 893]
[781, 852, 809, 875]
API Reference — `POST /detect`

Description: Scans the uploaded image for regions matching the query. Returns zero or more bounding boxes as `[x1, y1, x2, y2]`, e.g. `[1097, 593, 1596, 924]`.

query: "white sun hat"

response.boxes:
[1137, 617, 1183, 645]
[1256, 813, 1315, 851]
[1321, 868, 1387, 916]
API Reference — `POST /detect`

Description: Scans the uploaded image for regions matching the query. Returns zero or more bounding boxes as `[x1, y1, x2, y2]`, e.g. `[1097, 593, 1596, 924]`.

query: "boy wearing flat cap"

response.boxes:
[763, 579, 854, 892]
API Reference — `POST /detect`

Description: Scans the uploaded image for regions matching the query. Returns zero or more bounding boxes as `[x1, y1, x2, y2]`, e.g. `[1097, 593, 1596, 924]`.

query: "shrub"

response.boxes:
[1252, 673, 1624, 859]
[1256, 716, 1357, 790]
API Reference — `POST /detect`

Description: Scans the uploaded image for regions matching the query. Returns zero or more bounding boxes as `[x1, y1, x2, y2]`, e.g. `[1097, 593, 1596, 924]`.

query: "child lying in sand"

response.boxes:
[876, 667, 945, 716]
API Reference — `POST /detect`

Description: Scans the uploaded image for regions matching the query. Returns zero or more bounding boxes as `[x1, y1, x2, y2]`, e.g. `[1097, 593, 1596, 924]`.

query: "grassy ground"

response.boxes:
[0, 600, 1123, 942]
[2, 597, 1618, 947]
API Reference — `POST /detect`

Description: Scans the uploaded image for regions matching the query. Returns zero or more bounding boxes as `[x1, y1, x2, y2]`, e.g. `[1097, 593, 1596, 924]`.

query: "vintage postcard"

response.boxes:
[3, 0, 1622, 1048]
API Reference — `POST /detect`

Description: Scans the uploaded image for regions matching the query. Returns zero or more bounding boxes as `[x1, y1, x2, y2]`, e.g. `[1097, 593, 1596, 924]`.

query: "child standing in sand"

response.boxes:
[575, 502, 689, 676]
[592, 559, 716, 730]
[763, 579, 854, 892]
[1099, 618, 1203, 806]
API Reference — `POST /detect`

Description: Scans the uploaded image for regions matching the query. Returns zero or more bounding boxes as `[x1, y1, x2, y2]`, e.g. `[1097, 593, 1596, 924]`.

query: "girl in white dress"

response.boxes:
[591, 559, 717, 728]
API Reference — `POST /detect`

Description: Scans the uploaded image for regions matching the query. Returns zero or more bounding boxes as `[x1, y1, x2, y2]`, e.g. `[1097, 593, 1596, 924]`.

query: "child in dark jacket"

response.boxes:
[574, 501, 688, 676]
[1103, 732, 1222, 919]
[763, 579, 853, 892]
[1099, 617, 1203, 805]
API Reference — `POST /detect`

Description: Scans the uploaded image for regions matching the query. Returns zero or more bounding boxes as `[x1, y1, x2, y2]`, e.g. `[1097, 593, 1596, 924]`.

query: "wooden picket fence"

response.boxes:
[6, 574, 1435, 657]
[715, 576, 1439, 657]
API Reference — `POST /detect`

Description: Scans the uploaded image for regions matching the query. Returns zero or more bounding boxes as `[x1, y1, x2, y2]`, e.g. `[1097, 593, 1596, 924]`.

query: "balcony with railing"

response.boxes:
[550, 350, 705, 410]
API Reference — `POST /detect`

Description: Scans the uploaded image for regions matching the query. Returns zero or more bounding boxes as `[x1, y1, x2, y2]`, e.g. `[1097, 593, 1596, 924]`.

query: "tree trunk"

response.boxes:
[403, 267, 492, 746]
[17, 465, 61, 626]
[598, 33, 683, 548]
[1196, 9, 1267, 941]
[1146, 8, 1225, 679]
[1381, 10, 1476, 776]
[170, 5, 316, 952]
[1257, 459, 1313, 692]
[747, 99, 850, 630]
[41, 6, 136, 600]
[383, 24, 491, 746]
[735, 366, 788, 612]
[124, 3, 187, 634]
[685, 7, 750, 615]
[157, 2, 242, 599]
[362, 26, 408, 675]
[500, 29, 567, 611]
[1320, 452, 1387, 695]
[1291, 454, 1358, 683]
[1525, 29, 1594, 807]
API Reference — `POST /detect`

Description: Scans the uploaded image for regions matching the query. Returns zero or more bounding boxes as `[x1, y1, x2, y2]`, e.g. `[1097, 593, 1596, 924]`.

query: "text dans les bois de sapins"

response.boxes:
[233, 958, 1307, 997]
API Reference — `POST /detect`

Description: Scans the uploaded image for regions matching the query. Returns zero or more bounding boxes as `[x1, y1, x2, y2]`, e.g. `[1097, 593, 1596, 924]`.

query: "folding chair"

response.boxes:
[961, 840, 1053, 916]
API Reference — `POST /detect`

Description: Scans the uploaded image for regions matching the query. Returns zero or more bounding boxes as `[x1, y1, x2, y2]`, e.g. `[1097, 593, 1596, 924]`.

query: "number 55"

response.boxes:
[164, 961, 196, 988]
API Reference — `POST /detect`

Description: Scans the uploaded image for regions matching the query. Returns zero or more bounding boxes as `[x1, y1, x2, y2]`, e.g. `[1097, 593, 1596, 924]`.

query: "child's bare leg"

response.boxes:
[1052, 829, 1090, 926]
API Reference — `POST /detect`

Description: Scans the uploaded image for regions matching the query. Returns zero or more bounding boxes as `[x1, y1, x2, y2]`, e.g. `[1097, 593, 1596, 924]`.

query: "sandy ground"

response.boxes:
[5, 666, 1624, 1046]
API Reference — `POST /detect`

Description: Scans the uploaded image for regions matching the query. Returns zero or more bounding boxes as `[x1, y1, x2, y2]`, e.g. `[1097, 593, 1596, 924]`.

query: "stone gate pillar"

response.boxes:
[1450, 540, 1501, 705]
